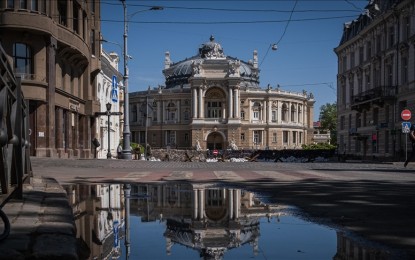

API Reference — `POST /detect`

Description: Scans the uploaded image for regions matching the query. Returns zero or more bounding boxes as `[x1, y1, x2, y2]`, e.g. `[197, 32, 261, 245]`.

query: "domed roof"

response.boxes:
[163, 36, 260, 89]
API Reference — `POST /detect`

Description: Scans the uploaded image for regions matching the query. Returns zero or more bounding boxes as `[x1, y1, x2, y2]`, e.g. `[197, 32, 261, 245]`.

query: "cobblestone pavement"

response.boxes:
[1, 157, 414, 259]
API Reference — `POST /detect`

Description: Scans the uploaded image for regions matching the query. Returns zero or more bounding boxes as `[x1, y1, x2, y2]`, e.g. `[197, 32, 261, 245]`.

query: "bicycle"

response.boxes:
[0, 207, 10, 241]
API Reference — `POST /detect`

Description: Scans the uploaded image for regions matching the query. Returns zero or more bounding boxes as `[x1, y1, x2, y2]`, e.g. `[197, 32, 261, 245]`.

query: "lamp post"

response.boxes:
[106, 102, 112, 159]
[119, 1, 163, 160]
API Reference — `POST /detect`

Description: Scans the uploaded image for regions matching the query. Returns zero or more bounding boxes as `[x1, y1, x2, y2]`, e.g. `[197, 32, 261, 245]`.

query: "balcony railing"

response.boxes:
[351, 86, 396, 105]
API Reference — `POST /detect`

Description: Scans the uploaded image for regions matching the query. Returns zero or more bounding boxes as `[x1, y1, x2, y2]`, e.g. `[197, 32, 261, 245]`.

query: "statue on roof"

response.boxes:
[199, 35, 225, 59]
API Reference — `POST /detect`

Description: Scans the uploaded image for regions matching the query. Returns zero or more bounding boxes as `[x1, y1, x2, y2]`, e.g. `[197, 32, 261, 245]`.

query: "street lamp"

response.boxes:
[106, 102, 112, 159]
[119, 0, 163, 160]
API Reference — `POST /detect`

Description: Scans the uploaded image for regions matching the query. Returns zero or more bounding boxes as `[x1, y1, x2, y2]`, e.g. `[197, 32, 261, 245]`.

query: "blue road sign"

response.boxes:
[112, 75, 117, 89]
[111, 88, 118, 102]
[402, 122, 411, 133]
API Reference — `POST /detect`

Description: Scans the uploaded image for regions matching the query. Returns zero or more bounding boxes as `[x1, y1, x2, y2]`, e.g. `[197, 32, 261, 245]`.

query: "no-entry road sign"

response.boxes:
[401, 109, 411, 121]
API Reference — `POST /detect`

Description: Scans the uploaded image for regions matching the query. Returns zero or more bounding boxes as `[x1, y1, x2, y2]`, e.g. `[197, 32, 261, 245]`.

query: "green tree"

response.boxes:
[319, 102, 337, 144]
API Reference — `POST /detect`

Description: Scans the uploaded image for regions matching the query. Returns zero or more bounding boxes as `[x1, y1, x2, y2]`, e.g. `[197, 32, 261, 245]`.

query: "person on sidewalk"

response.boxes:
[404, 124, 415, 167]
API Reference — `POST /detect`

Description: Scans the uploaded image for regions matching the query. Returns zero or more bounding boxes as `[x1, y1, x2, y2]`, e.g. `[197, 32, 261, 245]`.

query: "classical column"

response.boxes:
[157, 100, 161, 123]
[192, 88, 198, 118]
[234, 88, 239, 118]
[193, 189, 198, 219]
[198, 87, 203, 118]
[157, 186, 162, 207]
[78, 7, 83, 37]
[198, 189, 204, 220]
[228, 88, 233, 118]
[228, 189, 234, 220]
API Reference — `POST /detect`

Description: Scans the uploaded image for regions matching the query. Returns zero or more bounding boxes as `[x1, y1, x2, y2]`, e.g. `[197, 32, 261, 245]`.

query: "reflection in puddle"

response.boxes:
[64, 183, 398, 260]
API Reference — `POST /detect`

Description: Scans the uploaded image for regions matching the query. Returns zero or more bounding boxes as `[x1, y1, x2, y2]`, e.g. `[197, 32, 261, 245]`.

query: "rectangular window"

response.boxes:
[90, 30, 96, 55]
[385, 105, 390, 124]
[387, 64, 393, 86]
[388, 26, 394, 48]
[363, 111, 367, 127]
[376, 34, 382, 53]
[342, 56, 347, 72]
[366, 41, 371, 60]
[13, 43, 32, 75]
[402, 57, 408, 84]
[283, 131, 289, 144]
[253, 130, 261, 144]
[350, 51, 355, 68]
[184, 133, 189, 142]
[373, 108, 379, 125]
[240, 133, 245, 141]
[404, 16, 410, 40]
[73, 4, 79, 33]
[340, 116, 345, 130]
[272, 111, 277, 122]
[30, 0, 37, 11]
[299, 132, 303, 144]
[253, 111, 259, 119]
[240, 111, 245, 120]
[356, 113, 361, 128]
[272, 132, 277, 143]
[20, 0, 27, 9]
[58, 0, 67, 26]
[365, 73, 371, 89]
[7, 0, 14, 8]
[292, 131, 297, 144]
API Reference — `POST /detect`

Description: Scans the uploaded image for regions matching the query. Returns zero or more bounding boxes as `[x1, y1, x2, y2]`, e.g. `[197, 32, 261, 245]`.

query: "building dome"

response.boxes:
[163, 36, 260, 89]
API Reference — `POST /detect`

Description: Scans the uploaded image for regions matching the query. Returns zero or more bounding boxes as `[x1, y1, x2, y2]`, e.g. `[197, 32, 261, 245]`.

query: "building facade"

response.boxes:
[130, 36, 315, 151]
[95, 49, 123, 159]
[0, 0, 101, 158]
[334, 0, 415, 159]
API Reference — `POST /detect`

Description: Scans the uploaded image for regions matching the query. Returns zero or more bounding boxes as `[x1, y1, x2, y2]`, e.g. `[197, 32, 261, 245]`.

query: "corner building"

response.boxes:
[130, 36, 315, 150]
[0, 0, 101, 158]
[334, 0, 415, 159]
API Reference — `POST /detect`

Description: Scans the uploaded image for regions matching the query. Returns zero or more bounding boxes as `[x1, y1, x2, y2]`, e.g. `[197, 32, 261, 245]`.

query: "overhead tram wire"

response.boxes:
[259, 0, 298, 68]
[100, 15, 359, 25]
[101, 1, 362, 14]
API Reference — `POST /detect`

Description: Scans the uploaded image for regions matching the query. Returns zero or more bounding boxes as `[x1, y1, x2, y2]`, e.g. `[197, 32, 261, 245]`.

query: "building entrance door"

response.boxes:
[207, 132, 223, 150]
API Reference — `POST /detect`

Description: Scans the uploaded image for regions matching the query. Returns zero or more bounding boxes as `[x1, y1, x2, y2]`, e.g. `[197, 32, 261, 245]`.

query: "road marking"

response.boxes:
[213, 171, 244, 181]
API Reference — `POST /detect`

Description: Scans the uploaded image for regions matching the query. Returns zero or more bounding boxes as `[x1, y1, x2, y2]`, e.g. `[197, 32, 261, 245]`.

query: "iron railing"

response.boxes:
[0, 44, 31, 205]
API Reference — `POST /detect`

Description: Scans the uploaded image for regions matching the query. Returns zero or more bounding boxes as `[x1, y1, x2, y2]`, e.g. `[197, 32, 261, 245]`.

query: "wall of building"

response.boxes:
[335, 0, 415, 160]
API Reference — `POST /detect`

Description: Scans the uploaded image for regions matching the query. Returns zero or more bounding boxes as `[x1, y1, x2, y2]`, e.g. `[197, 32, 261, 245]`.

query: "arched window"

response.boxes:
[281, 103, 288, 121]
[13, 43, 33, 77]
[291, 104, 296, 122]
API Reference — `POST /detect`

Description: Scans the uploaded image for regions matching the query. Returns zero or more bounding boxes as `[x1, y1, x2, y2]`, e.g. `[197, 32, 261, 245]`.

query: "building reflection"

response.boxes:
[130, 183, 283, 259]
[333, 232, 394, 260]
[63, 182, 398, 260]
[64, 184, 124, 260]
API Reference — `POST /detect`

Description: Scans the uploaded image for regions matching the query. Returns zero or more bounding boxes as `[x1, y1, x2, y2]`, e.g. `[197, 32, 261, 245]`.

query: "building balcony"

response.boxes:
[351, 86, 396, 112]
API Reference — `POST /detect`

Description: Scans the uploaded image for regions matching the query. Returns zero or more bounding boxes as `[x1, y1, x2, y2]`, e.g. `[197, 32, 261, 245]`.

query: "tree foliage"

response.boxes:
[319, 102, 337, 144]
[319, 102, 337, 131]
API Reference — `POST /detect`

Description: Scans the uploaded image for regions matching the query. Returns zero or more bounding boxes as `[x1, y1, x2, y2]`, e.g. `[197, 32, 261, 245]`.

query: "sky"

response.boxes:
[100, 0, 368, 121]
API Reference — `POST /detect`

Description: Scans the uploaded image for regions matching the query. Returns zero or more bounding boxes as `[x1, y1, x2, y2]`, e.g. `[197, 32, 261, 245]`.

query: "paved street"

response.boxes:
[31, 157, 415, 257]
[1, 157, 414, 259]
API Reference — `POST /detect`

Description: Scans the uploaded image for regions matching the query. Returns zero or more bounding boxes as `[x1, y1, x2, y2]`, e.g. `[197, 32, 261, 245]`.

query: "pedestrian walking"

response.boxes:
[404, 124, 415, 167]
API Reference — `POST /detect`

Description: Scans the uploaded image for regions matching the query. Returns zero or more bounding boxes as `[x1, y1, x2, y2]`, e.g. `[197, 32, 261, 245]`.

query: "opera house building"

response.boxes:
[130, 36, 315, 151]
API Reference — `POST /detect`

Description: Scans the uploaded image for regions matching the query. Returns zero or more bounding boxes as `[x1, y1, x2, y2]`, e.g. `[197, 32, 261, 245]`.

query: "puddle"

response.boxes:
[63, 183, 403, 260]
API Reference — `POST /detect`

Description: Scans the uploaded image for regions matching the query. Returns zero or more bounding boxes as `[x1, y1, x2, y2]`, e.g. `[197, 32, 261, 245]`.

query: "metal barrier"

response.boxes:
[0, 44, 31, 205]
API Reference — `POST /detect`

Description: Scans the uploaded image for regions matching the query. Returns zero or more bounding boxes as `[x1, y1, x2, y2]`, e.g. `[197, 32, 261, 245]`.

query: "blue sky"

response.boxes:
[101, 0, 368, 120]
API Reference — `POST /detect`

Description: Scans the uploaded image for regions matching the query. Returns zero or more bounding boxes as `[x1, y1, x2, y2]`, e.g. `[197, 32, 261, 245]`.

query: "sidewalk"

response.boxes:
[0, 176, 77, 260]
